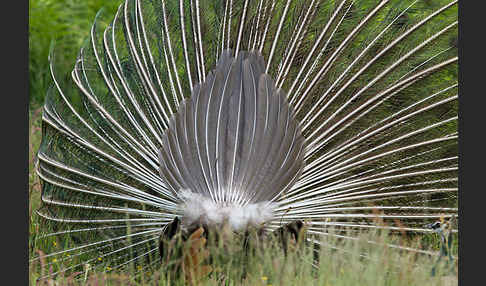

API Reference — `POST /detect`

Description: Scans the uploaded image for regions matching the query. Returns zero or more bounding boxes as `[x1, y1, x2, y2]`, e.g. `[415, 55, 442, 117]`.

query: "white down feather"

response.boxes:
[178, 190, 277, 231]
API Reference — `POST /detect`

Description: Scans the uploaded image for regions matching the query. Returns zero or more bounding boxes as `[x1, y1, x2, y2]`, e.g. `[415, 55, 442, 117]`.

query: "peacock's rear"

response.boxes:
[31, 0, 458, 279]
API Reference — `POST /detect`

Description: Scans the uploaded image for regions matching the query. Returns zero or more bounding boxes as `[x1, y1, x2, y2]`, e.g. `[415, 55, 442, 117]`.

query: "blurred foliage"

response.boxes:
[29, 0, 121, 108]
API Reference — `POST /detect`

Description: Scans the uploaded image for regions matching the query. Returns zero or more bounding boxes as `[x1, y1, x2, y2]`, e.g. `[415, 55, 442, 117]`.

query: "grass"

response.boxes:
[28, 112, 457, 285]
[29, 107, 43, 246]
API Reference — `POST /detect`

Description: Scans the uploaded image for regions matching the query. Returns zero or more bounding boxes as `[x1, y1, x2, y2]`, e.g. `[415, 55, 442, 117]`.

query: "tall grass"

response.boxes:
[29, 221, 458, 285]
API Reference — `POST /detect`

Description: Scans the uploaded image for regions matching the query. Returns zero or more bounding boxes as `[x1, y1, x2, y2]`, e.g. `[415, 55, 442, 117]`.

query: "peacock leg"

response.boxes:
[274, 220, 305, 256]
[158, 217, 182, 261]
[159, 218, 212, 281]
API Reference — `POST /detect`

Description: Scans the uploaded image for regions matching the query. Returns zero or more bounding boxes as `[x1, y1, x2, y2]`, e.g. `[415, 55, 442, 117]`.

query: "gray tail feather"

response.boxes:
[158, 50, 305, 206]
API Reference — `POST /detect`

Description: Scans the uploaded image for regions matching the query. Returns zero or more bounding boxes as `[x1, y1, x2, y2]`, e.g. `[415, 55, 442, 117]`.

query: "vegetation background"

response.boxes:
[29, 0, 120, 108]
[29, 0, 458, 284]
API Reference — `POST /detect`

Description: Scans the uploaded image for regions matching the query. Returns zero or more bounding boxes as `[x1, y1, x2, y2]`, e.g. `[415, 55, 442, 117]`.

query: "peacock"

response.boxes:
[31, 0, 458, 280]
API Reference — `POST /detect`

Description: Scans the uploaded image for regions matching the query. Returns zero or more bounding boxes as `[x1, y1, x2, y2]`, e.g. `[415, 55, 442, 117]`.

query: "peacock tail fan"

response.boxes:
[31, 0, 458, 279]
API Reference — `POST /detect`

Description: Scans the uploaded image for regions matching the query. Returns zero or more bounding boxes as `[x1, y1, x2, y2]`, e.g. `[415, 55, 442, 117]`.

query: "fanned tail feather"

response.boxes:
[32, 0, 458, 278]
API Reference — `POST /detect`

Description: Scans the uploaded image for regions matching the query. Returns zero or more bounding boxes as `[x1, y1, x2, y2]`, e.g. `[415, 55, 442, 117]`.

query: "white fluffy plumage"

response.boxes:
[178, 190, 277, 231]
